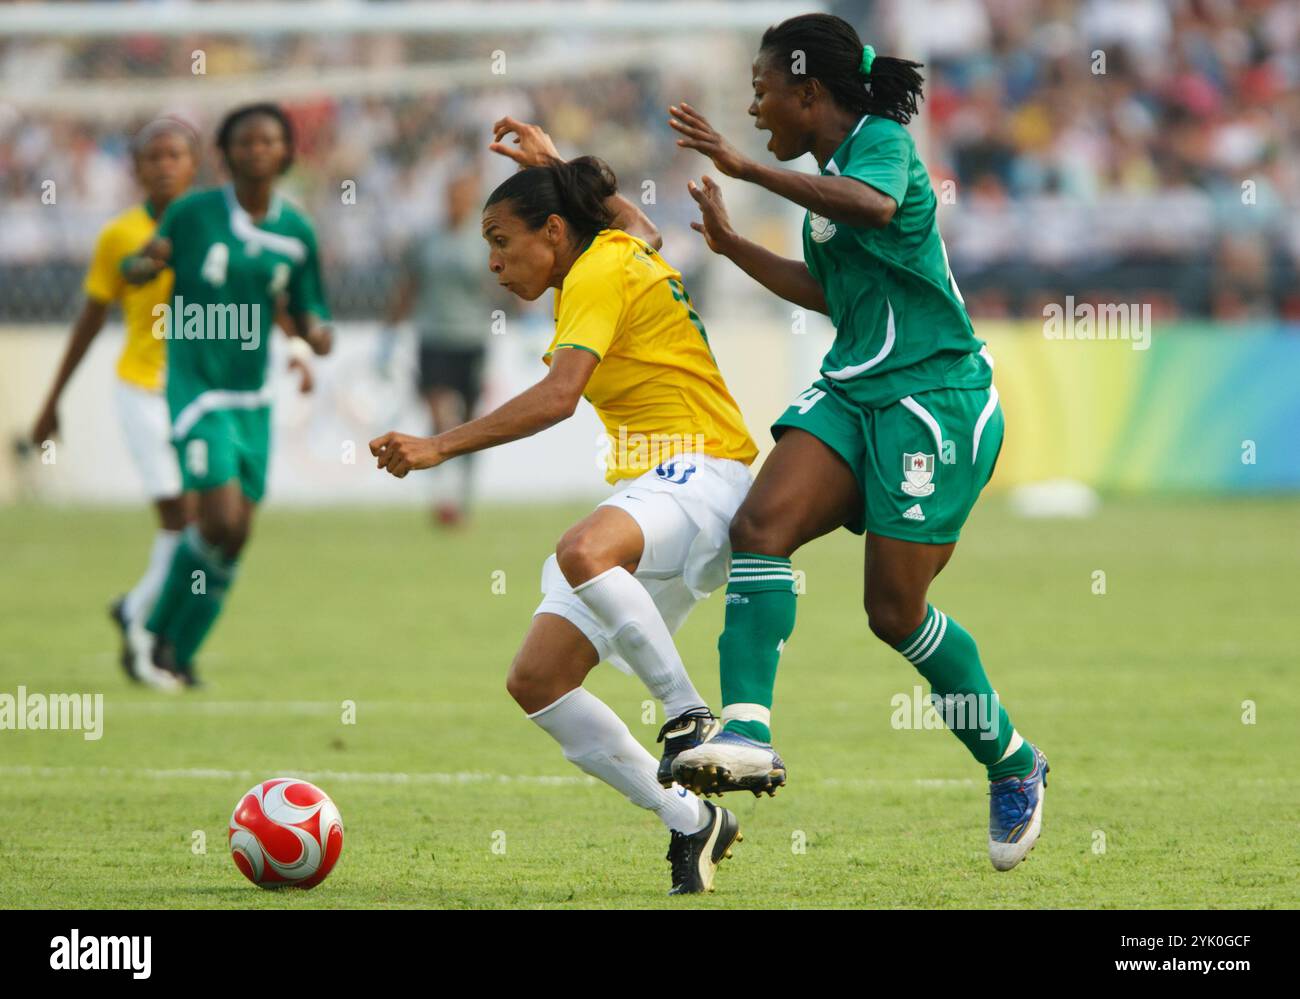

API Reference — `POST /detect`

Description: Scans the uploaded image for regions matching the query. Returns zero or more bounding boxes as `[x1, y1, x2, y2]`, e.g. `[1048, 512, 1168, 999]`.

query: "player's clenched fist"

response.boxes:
[369, 431, 445, 477]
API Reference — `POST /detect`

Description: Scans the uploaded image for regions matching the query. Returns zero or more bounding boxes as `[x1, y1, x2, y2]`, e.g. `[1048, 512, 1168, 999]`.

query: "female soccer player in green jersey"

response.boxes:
[667, 13, 1048, 871]
[123, 103, 333, 688]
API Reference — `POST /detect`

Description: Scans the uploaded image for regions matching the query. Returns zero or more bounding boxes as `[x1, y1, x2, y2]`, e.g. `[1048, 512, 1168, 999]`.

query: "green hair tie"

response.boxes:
[860, 44, 876, 76]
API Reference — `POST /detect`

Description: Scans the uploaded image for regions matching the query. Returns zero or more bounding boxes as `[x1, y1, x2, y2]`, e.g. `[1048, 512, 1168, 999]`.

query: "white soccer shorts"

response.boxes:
[534, 453, 753, 674]
[114, 380, 182, 500]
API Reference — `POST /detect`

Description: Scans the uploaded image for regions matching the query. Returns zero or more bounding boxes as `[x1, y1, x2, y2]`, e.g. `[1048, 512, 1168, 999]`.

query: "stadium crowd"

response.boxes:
[1, 0, 1297, 321]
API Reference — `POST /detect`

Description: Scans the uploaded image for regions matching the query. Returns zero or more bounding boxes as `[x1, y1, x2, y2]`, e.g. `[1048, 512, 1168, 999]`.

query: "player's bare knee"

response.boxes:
[199, 511, 249, 559]
[555, 528, 616, 587]
[865, 596, 924, 647]
[197, 518, 231, 553]
[728, 506, 792, 557]
[505, 663, 530, 709]
[222, 518, 252, 559]
[506, 657, 543, 711]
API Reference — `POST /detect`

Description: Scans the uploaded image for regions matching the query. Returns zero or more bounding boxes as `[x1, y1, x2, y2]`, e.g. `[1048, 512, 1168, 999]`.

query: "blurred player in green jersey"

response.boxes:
[669, 13, 1048, 871]
[123, 103, 333, 688]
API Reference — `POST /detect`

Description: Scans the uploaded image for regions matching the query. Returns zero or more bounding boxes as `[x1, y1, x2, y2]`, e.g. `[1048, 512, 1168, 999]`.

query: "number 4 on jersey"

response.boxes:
[792, 387, 826, 414]
[200, 243, 229, 286]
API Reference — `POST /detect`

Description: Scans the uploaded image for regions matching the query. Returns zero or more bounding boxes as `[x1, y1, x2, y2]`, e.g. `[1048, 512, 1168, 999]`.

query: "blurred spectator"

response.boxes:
[1, 0, 1298, 322]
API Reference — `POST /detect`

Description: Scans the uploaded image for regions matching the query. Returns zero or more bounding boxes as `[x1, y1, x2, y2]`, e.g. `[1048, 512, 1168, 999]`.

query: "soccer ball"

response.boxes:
[228, 778, 344, 889]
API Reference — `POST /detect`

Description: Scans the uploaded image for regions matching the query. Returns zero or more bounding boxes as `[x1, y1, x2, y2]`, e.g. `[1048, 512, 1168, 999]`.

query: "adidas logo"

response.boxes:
[903, 504, 925, 522]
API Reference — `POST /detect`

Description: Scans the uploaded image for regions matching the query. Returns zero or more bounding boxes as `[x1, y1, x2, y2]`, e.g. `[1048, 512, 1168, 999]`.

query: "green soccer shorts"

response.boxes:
[772, 379, 1004, 544]
[173, 405, 272, 503]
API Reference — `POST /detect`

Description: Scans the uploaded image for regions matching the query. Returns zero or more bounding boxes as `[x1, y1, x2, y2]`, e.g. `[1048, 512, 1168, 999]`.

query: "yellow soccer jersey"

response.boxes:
[83, 203, 172, 391]
[546, 229, 757, 483]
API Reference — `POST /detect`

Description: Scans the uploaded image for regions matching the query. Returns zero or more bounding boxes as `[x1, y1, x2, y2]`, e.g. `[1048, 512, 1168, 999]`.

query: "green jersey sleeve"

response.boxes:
[840, 121, 910, 207]
[287, 221, 330, 320]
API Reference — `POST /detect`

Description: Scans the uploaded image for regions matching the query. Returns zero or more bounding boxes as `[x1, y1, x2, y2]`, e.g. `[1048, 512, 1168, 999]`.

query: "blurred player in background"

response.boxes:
[122, 102, 332, 689]
[669, 13, 1048, 871]
[30, 118, 199, 690]
[371, 119, 754, 894]
[383, 161, 496, 526]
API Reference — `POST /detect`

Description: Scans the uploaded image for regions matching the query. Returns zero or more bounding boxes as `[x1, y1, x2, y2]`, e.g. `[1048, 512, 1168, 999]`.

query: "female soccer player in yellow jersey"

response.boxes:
[31, 118, 199, 690]
[667, 13, 1047, 872]
[371, 119, 754, 894]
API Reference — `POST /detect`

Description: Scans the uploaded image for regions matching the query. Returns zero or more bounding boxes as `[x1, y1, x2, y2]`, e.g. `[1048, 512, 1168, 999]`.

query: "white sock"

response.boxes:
[122, 529, 181, 624]
[529, 687, 709, 834]
[573, 567, 706, 720]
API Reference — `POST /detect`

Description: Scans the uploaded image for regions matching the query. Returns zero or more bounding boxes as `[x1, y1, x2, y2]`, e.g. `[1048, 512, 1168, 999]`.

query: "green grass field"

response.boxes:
[1, 497, 1297, 909]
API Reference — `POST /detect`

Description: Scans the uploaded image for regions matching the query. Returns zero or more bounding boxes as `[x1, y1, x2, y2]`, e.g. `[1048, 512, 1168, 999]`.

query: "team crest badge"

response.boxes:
[655, 460, 697, 485]
[809, 212, 837, 243]
[901, 452, 935, 497]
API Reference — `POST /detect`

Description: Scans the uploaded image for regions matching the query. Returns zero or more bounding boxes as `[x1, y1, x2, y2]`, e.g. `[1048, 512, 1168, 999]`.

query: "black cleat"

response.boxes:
[656, 707, 721, 787]
[155, 638, 202, 689]
[667, 800, 742, 895]
[109, 596, 136, 683]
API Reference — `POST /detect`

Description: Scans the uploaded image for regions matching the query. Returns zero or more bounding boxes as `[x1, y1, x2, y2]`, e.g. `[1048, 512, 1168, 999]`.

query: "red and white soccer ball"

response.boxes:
[229, 778, 344, 889]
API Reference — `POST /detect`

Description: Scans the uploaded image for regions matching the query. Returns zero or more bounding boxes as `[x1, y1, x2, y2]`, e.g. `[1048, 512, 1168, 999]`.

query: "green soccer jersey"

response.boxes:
[156, 185, 329, 427]
[804, 115, 990, 408]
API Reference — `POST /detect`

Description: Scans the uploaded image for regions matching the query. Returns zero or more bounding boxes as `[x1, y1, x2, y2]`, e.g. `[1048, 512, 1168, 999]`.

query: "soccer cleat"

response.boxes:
[155, 638, 202, 690]
[988, 743, 1050, 871]
[671, 729, 787, 797]
[109, 596, 134, 682]
[123, 616, 182, 692]
[666, 800, 741, 895]
[655, 707, 721, 787]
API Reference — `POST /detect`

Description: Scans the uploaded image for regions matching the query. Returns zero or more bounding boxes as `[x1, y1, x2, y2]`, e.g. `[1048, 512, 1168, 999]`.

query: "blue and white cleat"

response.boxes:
[988, 744, 1049, 871]
[671, 729, 787, 797]
[656, 708, 721, 787]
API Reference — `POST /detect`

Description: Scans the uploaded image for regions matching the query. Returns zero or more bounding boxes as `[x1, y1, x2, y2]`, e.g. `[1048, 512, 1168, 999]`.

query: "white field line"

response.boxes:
[113, 701, 364, 715]
[3, 765, 1293, 791]
[0, 764, 592, 786]
[73, 701, 439, 715]
[0, 764, 978, 790]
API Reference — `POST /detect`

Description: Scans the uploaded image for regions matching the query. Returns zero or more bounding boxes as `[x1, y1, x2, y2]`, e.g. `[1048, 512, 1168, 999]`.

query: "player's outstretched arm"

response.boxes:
[31, 297, 111, 444]
[369, 346, 599, 478]
[282, 309, 333, 356]
[669, 102, 895, 229]
[687, 175, 828, 314]
[490, 116, 661, 250]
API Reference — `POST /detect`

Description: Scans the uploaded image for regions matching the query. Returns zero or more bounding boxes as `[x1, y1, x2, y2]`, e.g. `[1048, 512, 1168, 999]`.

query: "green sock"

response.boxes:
[718, 553, 796, 743]
[146, 525, 237, 668]
[893, 605, 1035, 781]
